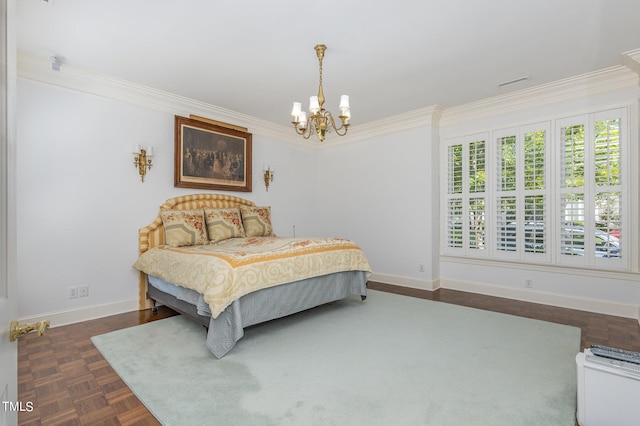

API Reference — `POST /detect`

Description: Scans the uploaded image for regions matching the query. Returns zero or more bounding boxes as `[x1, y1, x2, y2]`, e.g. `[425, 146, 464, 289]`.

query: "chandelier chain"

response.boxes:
[318, 56, 323, 94]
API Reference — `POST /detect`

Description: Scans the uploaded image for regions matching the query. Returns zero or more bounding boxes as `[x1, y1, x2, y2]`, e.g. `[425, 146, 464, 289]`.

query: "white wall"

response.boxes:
[316, 124, 440, 290]
[16, 80, 319, 322]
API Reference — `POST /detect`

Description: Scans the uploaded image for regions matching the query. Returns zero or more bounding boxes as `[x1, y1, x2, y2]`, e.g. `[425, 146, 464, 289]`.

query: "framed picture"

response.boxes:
[174, 115, 252, 192]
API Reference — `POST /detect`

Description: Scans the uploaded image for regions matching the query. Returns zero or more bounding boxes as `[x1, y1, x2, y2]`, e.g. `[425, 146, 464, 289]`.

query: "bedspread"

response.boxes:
[133, 237, 371, 318]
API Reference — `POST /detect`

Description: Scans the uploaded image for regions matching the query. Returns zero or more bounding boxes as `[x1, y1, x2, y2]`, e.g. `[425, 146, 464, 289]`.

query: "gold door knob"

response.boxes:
[9, 320, 50, 342]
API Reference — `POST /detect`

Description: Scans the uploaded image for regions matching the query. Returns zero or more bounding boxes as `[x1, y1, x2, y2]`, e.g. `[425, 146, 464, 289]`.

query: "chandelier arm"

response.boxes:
[334, 125, 349, 136]
[325, 111, 349, 136]
[294, 124, 313, 139]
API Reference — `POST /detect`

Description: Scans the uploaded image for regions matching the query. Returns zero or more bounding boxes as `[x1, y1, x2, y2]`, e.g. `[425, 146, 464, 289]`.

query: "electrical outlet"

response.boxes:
[68, 286, 78, 299]
[525, 279, 533, 289]
[419, 264, 425, 272]
[78, 285, 89, 297]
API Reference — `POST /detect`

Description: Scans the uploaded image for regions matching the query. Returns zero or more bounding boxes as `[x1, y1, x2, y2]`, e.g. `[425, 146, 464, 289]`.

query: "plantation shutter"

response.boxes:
[556, 108, 626, 269]
[493, 123, 549, 262]
[442, 107, 627, 271]
[444, 135, 488, 256]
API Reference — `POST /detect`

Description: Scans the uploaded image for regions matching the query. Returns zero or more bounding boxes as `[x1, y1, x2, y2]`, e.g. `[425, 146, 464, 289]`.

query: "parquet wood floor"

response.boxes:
[17, 283, 640, 425]
[18, 307, 176, 426]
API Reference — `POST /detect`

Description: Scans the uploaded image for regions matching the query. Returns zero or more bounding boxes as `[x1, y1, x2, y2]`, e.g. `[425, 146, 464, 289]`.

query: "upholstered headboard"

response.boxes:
[137, 193, 255, 309]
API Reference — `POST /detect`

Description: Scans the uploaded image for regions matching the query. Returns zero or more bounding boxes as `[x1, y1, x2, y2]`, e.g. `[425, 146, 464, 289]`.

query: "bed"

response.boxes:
[134, 193, 371, 358]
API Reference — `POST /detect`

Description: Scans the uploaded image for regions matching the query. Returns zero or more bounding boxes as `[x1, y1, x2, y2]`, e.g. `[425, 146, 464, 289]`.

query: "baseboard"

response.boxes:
[440, 278, 639, 320]
[369, 272, 440, 291]
[370, 272, 639, 320]
[18, 279, 640, 326]
[18, 298, 139, 328]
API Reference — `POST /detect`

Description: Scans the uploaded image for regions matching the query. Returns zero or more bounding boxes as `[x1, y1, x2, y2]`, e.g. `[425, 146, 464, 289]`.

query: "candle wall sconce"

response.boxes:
[263, 164, 275, 191]
[133, 145, 153, 182]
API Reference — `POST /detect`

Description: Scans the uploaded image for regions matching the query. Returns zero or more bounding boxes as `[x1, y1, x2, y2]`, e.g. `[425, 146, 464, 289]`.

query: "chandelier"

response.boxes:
[290, 44, 351, 142]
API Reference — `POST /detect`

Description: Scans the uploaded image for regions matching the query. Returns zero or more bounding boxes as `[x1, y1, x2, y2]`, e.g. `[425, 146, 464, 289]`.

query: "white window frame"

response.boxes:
[442, 107, 629, 272]
[554, 107, 629, 270]
[492, 122, 551, 263]
[443, 133, 490, 258]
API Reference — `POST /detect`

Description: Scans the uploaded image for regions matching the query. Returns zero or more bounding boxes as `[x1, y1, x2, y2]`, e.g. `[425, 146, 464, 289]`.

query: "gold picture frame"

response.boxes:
[174, 115, 252, 192]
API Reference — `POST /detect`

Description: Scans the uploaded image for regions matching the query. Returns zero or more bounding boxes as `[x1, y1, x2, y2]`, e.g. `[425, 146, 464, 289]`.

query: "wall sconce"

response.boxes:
[263, 164, 275, 191]
[133, 145, 153, 182]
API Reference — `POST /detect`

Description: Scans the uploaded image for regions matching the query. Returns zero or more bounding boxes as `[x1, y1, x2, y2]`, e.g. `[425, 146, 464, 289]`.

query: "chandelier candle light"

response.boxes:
[291, 44, 350, 142]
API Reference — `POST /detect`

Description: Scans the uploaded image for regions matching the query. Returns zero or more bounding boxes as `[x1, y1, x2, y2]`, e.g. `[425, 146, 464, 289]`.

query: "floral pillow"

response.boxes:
[204, 207, 246, 244]
[239, 205, 275, 237]
[160, 209, 207, 247]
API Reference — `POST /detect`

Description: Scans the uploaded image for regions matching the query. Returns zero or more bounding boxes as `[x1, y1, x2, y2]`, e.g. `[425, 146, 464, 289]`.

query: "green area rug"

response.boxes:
[92, 290, 580, 425]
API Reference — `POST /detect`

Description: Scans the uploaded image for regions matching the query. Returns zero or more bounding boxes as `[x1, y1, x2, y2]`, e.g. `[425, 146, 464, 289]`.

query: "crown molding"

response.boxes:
[18, 50, 639, 145]
[18, 51, 442, 149]
[17, 51, 444, 149]
[17, 51, 306, 145]
[441, 63, 639, 127]
[315, 105, 444, 149]
[622, 48, 640, 77]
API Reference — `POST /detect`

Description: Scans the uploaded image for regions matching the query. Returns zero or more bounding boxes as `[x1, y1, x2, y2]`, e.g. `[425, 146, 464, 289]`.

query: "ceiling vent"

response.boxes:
[498, 76, 529, 88]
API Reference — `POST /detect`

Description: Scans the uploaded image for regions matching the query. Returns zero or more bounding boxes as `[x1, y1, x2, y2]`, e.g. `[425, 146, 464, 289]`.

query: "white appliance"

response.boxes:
[576, 349, 640, 425]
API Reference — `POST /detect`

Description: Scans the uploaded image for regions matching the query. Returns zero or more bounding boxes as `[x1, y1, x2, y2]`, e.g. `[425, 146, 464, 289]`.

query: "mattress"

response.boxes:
[135, 236, 371, 318]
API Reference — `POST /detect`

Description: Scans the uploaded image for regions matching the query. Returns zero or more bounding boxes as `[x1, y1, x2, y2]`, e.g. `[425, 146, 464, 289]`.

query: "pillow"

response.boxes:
[239, 205, 275, 237]
[204, 207, 246, 244]
[160, 209, 207, 247]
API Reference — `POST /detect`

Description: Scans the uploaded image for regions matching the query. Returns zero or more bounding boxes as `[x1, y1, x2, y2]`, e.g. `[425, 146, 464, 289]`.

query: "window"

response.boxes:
[557, 109, 626, 269]
[443, 107, 628, 270]
[493, 124, 549, 261]
[446, 145, 463, 249]
[469, 140, 486, 251]
[445, 135, 488, 256]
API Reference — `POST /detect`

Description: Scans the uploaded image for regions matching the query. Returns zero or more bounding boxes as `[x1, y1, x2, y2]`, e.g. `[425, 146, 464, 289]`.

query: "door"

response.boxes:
[0, 0, 18, 424]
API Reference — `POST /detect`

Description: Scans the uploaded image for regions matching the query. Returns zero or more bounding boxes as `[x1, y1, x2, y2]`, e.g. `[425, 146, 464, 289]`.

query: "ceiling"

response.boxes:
[17, 0, 640, 127]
